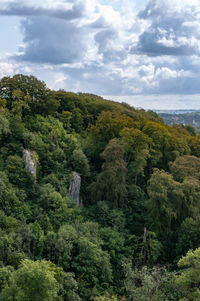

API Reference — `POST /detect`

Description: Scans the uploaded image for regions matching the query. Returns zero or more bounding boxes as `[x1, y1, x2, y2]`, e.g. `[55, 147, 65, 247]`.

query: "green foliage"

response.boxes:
[0, 74, 199, 299]
[86, 111, 136, 162]
[90, 139, 127, 207]
[62, 272, 81, 301]
[6, 155, 34, 188]
[143, 121, 172, 164]
[0, 265, 14, 291]
[176, 247, 200, 300]
[170, 155, 200, 182]
[0, 171, 30, 218]
[0, 259, 64, 301]
[176, 217, 200, 257]
[147, 169, 184, 237]
[93, 294, 119, 301]
[37, 184, 74, 228]
[123, 263, 182, 301]
[71, 148, 90, 177]
[0, 111, 10, 138]
[137, 229, 162, 266]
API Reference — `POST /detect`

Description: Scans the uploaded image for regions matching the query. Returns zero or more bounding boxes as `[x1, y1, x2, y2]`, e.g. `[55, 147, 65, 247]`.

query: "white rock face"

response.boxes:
[23, 150, 37, 178]
[69, 171, 81, 206]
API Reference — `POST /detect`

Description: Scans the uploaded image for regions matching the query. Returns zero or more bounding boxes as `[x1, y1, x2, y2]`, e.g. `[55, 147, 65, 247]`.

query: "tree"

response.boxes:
[137, 229, 162, 266]
[11, 89, 31, 117]
[6, 155, 34, 189]
[14, 222, 45, 259]
[86, 111, 136, 163]
[72, 236, 112, 298]
[71, 149, 90, 178]
[0, 74, 50, 115]
[90, 139, 127, 207]
[38, 184, 73, 228]
[147, 169, 184, 237]
[43, 222, 113, 299]
[120, 127, 150, 184]
[41, 91, 60, 116]
[62, 272, 81, 301]
[94, 294, 119, 301]
[0, 112, 10, 139]
[123, 263, 182, 301]
[176, 217, 200, 257]
[188, 136, 200, 157]
[169, 155, 200, 182]
[181, 177, 200, 218]
[0, 266, 14, 291]
[0, 171, 23, 216]
[0, 259, 64, 301]
[176, 247, 200, 300]
[71, 108, 83, 133]
[0, 230, 26, 267]
[142, 121, 173, 168]
[100, 227, 127, 287]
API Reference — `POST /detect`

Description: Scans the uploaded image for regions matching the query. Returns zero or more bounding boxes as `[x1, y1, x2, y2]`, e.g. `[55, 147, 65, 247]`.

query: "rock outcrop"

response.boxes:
[23, 150, 37, 178]
[69, 171, 81, 206]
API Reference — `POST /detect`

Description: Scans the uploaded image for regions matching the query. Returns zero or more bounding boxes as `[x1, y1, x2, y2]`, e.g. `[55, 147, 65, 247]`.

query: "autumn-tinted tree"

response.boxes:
[170, 155, 200, 182]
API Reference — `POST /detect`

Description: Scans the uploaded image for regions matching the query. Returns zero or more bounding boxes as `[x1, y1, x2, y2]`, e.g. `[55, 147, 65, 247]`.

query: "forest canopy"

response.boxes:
[0, 74, 200, 300]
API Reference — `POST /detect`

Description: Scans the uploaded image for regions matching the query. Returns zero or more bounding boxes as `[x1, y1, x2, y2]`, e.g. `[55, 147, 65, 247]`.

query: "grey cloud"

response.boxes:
[0, 1, 84, 20]
[2, 0, 200, 99]
[153, 75, 200, 95]
[95, 29, 116, 54]
[133, 28, 199, 56]
[5, 0, 125, 65]
[15, 16, 88, 64]
[90, 16, 109, 29]
[2, 0, 130, 65]
[139, 0, 168, 19]
[136, 0, 200, 57]
[58, 63, 130, 95]
[94, 28, 126, 62]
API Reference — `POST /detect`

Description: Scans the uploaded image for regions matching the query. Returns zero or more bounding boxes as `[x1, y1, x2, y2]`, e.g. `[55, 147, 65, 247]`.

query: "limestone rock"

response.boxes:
[23, 150, 37, 178]
[69, 171, 81, 206]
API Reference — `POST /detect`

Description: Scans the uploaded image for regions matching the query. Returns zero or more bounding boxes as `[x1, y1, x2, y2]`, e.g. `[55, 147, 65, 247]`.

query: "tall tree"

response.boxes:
[90, 138, 127, 207]
[147, 169, 184, 237]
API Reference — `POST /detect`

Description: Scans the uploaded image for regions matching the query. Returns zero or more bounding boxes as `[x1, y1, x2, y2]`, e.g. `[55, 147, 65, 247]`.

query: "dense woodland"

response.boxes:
[0, 74, 200, 300]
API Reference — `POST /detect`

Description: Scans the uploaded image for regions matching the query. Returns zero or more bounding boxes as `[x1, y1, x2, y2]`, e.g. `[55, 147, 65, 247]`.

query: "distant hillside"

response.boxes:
[158, 111, 200, 132]
[155, 109, 200, 114]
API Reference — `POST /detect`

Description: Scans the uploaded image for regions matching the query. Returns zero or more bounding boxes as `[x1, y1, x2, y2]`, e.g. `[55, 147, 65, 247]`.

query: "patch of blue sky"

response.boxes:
[0, 16, 23, 53]
[99, 0, 147, 12]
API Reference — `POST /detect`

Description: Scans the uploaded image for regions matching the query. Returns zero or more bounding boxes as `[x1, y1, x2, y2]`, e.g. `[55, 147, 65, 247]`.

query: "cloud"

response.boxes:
[0, 0, 85, 20]
[12, 0, 138, 66]
[105, 94, 200, 110]
[1, 0, 200, 105]
[134, 29, 200, 56]
[15, 16, 90, 64]
[136, 0, 200, 57]
[0, 62, 15, 78]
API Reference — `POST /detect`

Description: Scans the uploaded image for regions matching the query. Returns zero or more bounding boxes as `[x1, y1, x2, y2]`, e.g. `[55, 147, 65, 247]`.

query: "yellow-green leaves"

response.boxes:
[176, 248, 200, 301]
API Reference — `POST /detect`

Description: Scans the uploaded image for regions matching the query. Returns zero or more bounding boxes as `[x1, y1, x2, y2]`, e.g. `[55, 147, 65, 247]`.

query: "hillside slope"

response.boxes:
[0, 75, 200, 300]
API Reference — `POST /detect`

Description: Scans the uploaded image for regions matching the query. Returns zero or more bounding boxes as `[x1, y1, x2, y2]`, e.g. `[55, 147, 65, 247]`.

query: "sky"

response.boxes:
[0, 0, 200, 109]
